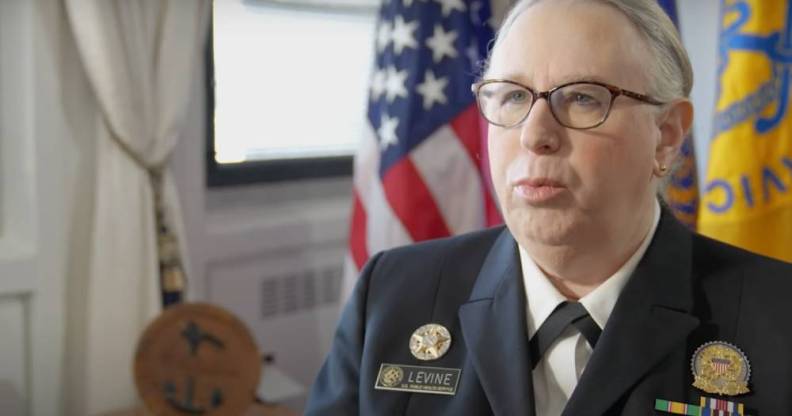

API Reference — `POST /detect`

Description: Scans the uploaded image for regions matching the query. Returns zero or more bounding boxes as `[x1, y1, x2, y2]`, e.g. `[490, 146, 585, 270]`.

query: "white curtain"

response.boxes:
[63, 0, 208, 414]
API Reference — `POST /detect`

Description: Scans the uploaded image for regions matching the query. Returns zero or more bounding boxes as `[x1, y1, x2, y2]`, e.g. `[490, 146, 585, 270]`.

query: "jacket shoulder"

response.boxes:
[370, 226, 505, 279]
[691, 232, 792, 287]
[361, 226, 506, 314]
[691, 232, 792, 326]
[380, 226, 505, 263]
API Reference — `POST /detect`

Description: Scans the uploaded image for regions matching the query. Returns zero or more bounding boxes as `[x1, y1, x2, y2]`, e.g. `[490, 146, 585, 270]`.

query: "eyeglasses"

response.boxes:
[471, 79, 665, 130]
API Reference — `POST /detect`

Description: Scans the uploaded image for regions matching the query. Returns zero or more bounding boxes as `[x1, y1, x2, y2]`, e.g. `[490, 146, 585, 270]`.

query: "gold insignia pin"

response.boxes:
[378, 365, 405, 388]
[409, 323, 451, 361]
[691, 341, 751, 396]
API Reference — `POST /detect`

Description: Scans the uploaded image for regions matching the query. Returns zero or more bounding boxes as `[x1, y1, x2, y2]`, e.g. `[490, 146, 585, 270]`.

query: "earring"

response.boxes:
[654, 161, 668, 176]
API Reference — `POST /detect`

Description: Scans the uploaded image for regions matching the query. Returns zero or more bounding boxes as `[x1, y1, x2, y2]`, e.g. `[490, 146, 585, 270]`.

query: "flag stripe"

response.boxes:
[364, 186, 412, 256]
[410, 125, 486, 235]
[450, 104, 504, 228]
[382, 157, 452, 241]
[450, 104, 486, 165]
[349, 190, 369, 270]
[451, 104, 503, 226]
[484, 184, 503, 227]
[353, 125, 382, 205]
[355, 125, 412, 256]
[475, 115, 503, 227]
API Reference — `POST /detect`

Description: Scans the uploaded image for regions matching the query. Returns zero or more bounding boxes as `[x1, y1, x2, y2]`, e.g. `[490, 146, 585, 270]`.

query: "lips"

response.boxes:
[512, 177, 567, 204]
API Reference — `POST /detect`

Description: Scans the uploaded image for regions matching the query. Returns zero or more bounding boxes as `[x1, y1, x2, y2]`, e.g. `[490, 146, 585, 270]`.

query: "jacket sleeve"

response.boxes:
[303, 252, 383, 415]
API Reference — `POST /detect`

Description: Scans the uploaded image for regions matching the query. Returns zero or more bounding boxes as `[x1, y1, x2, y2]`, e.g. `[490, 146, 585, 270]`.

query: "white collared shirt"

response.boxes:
[519, 201, 661, 416]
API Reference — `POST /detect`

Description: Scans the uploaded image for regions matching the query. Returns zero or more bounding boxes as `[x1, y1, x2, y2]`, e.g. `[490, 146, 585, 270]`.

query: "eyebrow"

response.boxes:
[490, 73, 612, 89]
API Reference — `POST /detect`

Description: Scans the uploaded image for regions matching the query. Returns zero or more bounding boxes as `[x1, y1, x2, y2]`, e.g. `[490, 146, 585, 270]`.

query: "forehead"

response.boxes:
[488, 0, 652, 90]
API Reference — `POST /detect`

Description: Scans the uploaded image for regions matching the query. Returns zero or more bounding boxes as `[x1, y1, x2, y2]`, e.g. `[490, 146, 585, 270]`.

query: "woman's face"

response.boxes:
[486, 0, 667, 248]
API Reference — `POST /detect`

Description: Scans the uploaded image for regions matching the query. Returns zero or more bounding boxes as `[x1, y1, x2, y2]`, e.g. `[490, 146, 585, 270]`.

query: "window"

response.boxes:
[208, 0, 378, 185]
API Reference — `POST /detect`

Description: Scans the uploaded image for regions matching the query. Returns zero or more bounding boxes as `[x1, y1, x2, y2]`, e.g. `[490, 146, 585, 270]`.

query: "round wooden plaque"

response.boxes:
[134, 303, 261, 415]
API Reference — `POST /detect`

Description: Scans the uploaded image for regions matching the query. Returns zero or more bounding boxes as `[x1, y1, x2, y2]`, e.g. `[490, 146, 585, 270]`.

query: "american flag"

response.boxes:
[343, 0, 500, 295]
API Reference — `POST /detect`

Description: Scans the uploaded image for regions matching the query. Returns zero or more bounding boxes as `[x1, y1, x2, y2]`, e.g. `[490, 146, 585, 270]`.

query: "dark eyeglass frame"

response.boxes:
[471, 79, 666, 130]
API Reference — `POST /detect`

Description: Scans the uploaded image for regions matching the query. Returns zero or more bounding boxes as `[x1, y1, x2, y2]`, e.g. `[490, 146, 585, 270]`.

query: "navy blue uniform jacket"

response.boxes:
[306, 210, 792, 415]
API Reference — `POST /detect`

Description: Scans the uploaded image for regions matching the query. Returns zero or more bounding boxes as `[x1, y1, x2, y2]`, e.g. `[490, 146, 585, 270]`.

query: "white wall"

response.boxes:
[679, 0, 721, 179]
[171, 52, 351, 410]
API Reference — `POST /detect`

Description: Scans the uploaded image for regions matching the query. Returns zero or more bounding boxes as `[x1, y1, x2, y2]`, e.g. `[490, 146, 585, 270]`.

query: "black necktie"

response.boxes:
[528, 301, 602, 369]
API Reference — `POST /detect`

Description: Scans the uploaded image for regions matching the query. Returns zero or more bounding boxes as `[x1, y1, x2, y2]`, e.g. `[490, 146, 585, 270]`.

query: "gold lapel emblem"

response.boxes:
[409, 323, 451, 361]
[378, 365, 404, 387]
[691, 341, 751, 396]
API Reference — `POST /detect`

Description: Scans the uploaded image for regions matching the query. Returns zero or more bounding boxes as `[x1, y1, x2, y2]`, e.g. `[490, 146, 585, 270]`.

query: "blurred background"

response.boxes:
[3, 0, 790, 415]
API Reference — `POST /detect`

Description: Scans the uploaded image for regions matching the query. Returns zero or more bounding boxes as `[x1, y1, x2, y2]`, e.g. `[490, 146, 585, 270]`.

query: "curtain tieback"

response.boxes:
[109, 133, 186, 306]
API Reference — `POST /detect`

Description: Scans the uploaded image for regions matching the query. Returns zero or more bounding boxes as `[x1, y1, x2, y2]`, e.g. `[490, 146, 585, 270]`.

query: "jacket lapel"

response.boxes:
[562, 210, 701, 416]
[458, 229, 536, 416]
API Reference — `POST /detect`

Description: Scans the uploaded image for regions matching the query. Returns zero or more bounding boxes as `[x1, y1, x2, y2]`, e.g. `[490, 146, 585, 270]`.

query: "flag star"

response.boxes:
[378, 114, 400, 149]
[391, 16, 419, 54]
[416, 70, 448, 110]
[434, 0, 465, 16]
[426, 25, 458, 63]
[370, 68, 387, 100]
[377, 21, 392, 52]
[384, 66, 408, 101]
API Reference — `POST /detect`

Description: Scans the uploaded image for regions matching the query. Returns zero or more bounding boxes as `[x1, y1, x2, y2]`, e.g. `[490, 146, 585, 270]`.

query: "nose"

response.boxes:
[518, 98, 562, 154]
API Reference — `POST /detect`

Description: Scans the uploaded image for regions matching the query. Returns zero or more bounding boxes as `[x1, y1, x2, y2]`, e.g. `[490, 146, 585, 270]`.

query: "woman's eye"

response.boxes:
[572, 93, 598, 106]
[504, 90, 529, 104]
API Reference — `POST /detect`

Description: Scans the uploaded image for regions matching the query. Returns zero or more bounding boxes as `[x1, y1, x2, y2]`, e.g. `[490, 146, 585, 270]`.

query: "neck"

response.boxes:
[524, 200, 657, 299]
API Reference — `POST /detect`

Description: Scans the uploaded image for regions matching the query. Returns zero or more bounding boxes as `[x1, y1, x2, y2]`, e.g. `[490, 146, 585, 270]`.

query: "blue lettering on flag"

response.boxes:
[705, 155, 792, 214]
[713, 1, 792, 137]
[761, 166, 788, 202]
[706, 179, 735, 213]
[740, 174, 754, 207]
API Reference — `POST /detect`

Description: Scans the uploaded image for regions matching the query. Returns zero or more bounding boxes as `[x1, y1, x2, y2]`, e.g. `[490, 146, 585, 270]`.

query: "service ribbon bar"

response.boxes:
[655, 399, 751, 416]
[655, 399, 701, 416]
[700, 397, 745, 415]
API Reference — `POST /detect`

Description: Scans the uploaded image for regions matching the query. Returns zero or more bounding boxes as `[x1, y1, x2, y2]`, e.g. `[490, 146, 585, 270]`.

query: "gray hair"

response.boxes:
[485, 0, 693, 102]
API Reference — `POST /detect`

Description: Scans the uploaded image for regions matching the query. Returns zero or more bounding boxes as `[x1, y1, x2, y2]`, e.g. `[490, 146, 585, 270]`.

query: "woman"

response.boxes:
[306, 0, 792, 414]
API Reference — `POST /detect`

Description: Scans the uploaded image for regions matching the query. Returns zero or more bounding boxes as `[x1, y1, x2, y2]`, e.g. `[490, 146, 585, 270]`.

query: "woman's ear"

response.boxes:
[654, 99, 694, 176]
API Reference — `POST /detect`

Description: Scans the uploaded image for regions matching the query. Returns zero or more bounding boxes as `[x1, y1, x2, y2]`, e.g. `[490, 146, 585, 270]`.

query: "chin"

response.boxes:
[505, 206, 580, 247]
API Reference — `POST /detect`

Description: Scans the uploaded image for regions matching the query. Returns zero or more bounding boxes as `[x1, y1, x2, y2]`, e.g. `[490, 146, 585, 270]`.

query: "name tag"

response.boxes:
[374, 363, 461, 395]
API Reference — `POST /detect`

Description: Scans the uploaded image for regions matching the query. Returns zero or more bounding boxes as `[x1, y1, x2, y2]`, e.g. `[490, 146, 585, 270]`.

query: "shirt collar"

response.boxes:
[520, 200, 662, 337]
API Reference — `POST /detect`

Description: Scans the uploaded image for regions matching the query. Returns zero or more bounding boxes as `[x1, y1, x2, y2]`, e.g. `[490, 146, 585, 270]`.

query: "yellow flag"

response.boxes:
[699, 1, 792, 262]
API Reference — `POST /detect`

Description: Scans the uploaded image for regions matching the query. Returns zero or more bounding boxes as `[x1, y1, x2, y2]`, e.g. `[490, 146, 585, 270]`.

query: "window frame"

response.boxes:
[205, 3, 355, 187]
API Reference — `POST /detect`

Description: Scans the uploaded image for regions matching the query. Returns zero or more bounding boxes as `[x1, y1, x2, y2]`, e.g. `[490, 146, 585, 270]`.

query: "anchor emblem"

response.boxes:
[134, 303, 262, 415]
[160, 321, 227, 414]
